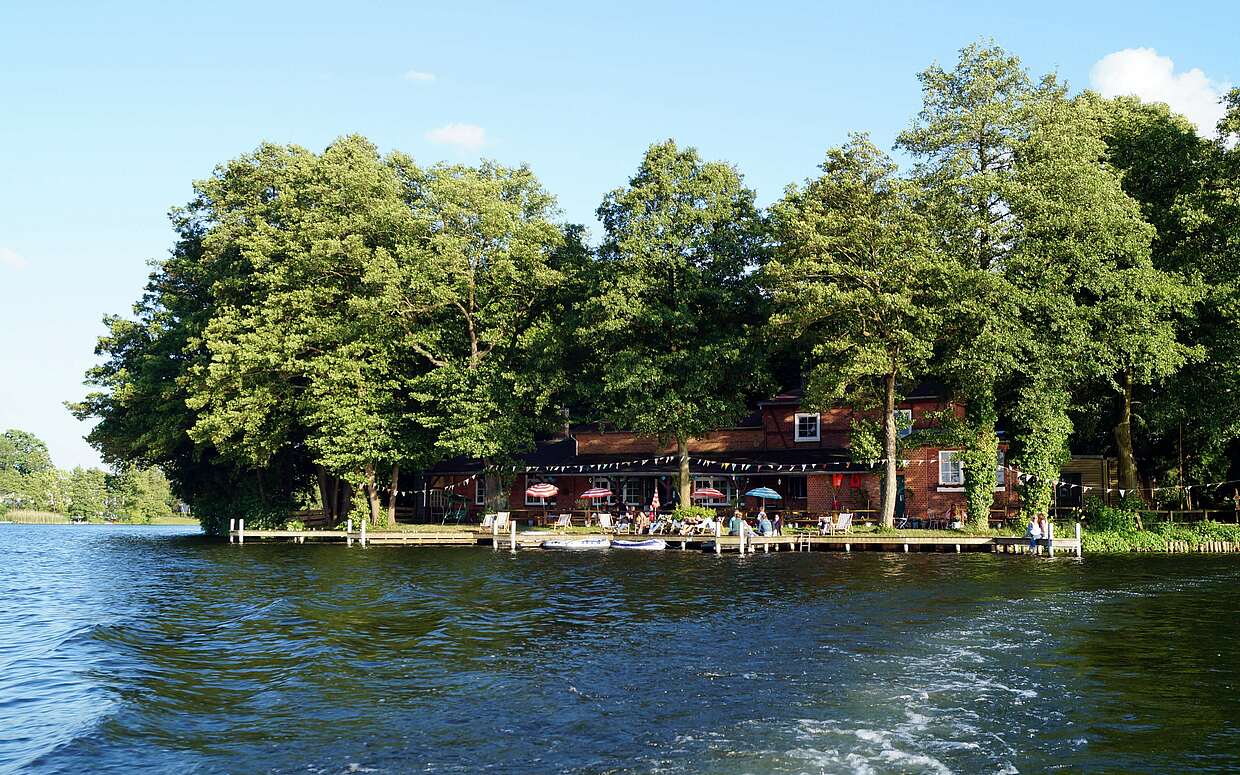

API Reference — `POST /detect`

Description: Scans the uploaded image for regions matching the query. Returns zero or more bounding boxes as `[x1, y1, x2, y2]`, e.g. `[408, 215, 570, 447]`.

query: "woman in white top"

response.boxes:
[1026, 514, 1044, 553]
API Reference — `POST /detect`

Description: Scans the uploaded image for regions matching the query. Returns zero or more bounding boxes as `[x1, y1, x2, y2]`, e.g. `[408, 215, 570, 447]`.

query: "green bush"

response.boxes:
[1082, 496, 1140, 532]
[671, 505, 718, 522]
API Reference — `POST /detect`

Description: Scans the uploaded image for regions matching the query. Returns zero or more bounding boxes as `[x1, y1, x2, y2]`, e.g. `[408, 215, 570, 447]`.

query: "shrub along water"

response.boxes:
[1080, 496, 1240, 552]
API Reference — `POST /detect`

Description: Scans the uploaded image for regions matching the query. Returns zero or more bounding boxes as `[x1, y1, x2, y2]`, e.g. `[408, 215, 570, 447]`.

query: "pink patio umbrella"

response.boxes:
[525, 482, 559, 521]
[691, 487, 726, 500]
[581, 487, 613, 500]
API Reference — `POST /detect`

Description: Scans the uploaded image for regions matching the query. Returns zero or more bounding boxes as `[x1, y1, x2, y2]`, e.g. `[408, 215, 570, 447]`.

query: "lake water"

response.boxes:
[2, 525, 1238, 774]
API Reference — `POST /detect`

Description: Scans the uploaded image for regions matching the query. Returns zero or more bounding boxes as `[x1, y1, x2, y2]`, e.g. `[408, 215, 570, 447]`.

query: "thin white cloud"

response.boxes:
[0, 247, 28, 270]
[425, 122, 487, 151]
[1090, 48, 1231, 137]
[403, 69, 436, 83]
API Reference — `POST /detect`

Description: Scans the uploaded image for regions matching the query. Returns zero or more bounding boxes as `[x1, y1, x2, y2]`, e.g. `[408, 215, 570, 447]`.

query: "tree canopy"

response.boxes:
[73, 46, 1240, 531]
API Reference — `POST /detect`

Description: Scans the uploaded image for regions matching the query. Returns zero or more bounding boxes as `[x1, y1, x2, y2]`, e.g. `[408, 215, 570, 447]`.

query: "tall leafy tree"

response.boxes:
[370, 161, 569, 509]
[582, 140, 768, 508]
[896, 41, 1039, 524]
[767, 135, 946, 528]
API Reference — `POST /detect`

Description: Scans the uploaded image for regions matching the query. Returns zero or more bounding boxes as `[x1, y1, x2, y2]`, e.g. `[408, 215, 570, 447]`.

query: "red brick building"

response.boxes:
[408, 383, 1023, 524]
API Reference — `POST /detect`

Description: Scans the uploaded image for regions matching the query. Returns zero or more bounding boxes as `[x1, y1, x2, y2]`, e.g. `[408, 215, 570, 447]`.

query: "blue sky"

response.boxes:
[1, 0, 1236, 469]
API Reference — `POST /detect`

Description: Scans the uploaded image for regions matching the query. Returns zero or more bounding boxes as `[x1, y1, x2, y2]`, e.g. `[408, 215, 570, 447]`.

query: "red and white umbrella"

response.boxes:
[581, 487, 612, 499]
[650, 487, 661, 511]
[525, 482, 559, 499]
[692, 487, 726, 500]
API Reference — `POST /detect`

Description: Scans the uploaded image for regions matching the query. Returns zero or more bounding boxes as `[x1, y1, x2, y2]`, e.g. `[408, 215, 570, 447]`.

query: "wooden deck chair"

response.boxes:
[492, 512, 510, 533]
[596, 513, 614, 531]
[479, 513, 496, 530]
[553, 513, 572, 530]
[834, 513, 853, 534]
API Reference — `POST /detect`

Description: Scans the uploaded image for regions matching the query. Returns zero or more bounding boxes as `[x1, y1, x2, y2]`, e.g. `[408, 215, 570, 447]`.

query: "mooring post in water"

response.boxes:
[229, 518, 235, 543]
[1047, 522, 1054, 557]
[347, 518, 353, 547]
[492, 518, 498, 551]
[715, 522, 722, 556]
[238, 518, 244, 545]
[1075, 522, 1082, 557]
[360, 518, 367, 547]
[510, 519, 517, 553]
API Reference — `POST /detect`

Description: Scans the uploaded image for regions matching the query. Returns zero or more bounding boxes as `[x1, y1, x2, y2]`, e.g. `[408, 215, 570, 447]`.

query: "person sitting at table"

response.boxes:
[729, 511, 747, 536]
[757, 512, 773, 536]
[636, 509, 652, 535]
[817, 513, 832, 533]
[772, 512, 783, 536]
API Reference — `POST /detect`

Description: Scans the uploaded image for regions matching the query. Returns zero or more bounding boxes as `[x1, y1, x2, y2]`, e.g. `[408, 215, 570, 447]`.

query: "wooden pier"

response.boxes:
[227, 519, 1082, 557]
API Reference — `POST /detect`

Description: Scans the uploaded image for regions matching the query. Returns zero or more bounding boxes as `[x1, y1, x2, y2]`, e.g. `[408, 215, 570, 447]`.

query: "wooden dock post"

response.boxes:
[715, 522, 722, 556]
[238, 518, 245, 545]
[360, 518, 367, 547]
[492, 519, 498, 551]
[347, 518, 353, 547]
[1075, 522, 1082, 557]
[1047, 523, 1054, 557]
[510, 519, 517, 553]
[844, 542, 850, 552]
[955, 544, 960, 553]
[229, 518, 235, 543]
[903, 543, 908, 553]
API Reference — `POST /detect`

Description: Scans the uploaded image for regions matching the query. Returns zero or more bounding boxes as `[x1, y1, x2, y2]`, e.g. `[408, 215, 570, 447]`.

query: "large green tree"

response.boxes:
[896, 42, 1038, 524]
[370, 161, 570, 510]
[582, 140, 768, 508]
[767, 135, 946, 528]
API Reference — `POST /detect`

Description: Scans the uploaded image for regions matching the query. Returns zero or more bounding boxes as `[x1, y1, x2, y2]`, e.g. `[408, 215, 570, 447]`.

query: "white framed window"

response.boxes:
[894, 409, 913, 439]
[589, 476, 615, 505]
[996, 450, 1006, 488]
[525, 475, 557, 506]
[794, 412, 820, 442]
[939, 451, 964, 486]
[692, 476, 734, 506]
[620, 478, 642, 505]
[475, 477, 486, 506]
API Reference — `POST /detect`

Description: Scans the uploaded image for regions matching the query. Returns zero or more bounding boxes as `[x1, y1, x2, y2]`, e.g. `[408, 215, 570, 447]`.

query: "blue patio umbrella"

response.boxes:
[745, 487, 782, 500]
[746, 487, 781, 514]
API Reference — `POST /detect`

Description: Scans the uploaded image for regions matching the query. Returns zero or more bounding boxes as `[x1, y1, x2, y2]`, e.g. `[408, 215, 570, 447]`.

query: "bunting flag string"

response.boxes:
[372, 453, 1240, 500]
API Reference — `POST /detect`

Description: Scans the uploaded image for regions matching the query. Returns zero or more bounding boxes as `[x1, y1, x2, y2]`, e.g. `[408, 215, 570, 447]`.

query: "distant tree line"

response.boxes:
[0, 429, 179, 521]
[73, 42, 1240, 533]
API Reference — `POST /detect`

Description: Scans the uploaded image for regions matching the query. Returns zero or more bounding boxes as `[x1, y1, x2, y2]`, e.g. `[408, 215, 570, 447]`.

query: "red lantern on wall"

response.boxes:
[849, 474, 863, 488]
[831, 473, 844, 488]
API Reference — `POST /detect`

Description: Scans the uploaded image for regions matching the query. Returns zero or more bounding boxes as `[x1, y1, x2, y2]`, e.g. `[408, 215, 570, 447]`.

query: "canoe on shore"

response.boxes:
[610, 538, 667, 551]
[540, 536, 611, 550]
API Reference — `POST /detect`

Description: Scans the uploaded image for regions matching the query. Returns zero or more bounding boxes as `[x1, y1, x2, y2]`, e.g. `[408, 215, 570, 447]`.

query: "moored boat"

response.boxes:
[610, 538, 667, 551]
[540, 536, 611, 550]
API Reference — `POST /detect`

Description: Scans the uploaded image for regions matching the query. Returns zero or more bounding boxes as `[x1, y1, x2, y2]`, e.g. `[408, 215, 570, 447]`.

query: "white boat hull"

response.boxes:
[610, 538, 667, 551]
[540, 537, 611, 550]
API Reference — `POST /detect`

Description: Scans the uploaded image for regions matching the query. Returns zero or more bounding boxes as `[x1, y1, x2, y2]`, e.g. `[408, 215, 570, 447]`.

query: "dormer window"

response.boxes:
[794, 413, 820, 442]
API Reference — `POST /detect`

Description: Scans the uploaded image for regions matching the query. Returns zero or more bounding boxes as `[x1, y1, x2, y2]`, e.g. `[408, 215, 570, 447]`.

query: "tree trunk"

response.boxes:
[316, 466, 334, 524]
[677, 435, 691, 511]
[1114, 369, 1141, 497]
[364, 463, 382, 527]
[339, 480, 352, 521]
[385, 463, 400, 528]
[880, 372, 898, 529]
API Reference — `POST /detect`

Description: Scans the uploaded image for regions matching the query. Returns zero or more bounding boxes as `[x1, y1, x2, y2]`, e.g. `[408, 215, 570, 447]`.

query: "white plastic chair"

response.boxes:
[596, 513, 614, 530]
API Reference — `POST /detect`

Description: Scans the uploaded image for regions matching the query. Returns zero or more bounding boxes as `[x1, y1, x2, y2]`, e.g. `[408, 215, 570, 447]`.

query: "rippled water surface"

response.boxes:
[3, 525, 1239, 774]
